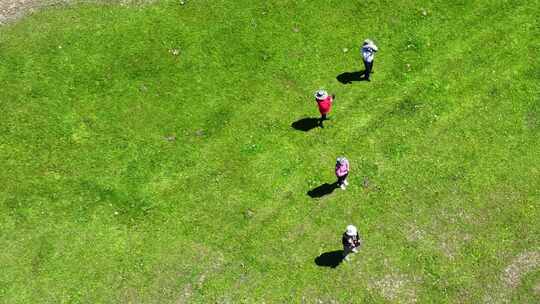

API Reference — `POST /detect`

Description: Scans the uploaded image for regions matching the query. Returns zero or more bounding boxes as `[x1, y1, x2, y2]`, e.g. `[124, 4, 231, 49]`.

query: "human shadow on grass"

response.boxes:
[307, 182, 338, 198]
[291, 117, 320, 131]
[315, 250, 344, 268]
[336, 71, 368, 84]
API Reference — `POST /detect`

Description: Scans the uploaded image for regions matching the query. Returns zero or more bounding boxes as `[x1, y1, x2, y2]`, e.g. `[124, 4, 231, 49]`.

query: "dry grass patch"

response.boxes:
[0, 0, 56, 24]
[0, 0, 156, 25]
[502, 251, 540, 289]
[534, 281, 540, 295]
[483, 251, 540, 304]
[369, 272, 420, 303]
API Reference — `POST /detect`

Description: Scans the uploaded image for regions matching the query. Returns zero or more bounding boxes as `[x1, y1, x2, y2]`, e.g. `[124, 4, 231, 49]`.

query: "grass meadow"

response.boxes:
[1, 0, 539, 302]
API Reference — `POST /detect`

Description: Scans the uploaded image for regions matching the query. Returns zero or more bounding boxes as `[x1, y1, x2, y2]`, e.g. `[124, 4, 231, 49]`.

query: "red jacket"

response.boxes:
[316, 96, 333, 115]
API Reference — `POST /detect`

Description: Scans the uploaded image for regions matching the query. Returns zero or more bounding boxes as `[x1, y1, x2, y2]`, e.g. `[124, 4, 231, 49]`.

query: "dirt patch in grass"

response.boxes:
[0, 0, 156, 26]
[405, 217, 472, 260]
[438, 232, 473, 260]
[0, 0, 56, 25]
[534, 281, 540, 295]
[502, 251, 540, 289]
[121, 287, 140, 304]
[175, 283, 193, 304]
[405, 222, 426, 242]
[116, 242, 225, 304]
[369, 272, 419, 303]
[174, 246, 225, 303]
[483, 251, 540, 303]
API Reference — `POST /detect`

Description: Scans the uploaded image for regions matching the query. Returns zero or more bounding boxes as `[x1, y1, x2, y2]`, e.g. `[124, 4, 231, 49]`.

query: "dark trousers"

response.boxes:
[319, 113, 327, 127]
[363, 60, 373, 80]
[337, 173, 348, 186]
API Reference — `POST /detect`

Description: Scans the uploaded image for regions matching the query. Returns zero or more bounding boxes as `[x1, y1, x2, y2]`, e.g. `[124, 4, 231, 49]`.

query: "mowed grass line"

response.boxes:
[1, 0, 539, 302]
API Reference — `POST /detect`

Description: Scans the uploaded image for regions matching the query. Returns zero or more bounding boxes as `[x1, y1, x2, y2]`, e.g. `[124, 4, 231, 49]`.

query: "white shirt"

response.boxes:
[361, 43, 378, 62]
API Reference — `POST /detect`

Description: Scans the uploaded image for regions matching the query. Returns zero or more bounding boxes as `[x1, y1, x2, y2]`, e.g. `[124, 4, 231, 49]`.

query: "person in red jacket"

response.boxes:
[314, 90, 335, 128]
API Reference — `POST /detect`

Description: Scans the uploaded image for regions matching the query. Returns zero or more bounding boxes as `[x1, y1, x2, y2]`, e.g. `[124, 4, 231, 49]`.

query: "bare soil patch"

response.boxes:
[534, 281, 540, 295]
[502, 251, 540, 289]
[483, 251, 540, 303]
[0, 0, 58, 25]
[369, 272, 420, 303]
[0, 0, 155, 26]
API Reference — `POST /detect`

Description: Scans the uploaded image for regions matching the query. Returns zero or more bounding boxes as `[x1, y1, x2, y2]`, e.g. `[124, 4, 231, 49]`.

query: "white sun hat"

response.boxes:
[337, 157, 348, 164]
[314, 89, 328, 100]
[346, 225, 357, 236]
[363, 39, 374, 45]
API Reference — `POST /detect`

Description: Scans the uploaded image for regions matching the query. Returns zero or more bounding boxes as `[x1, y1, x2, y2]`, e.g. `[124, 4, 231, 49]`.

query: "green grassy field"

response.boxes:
[1, 0, 539, 302]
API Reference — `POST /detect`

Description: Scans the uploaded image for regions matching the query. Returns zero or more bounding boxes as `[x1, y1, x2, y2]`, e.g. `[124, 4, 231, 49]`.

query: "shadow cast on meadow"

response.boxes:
[314, 250, 344, 268]
[291, 117, 320, 132]
[307, 182, 337, 198]
[336, 71, 368, 84]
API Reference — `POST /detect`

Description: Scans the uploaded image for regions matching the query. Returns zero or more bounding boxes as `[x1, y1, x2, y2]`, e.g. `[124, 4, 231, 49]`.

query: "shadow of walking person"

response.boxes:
[291, 117, 320, 131]
[315, 250, 344, 268]
[307, 182, 338, 198]
[336, 71, 367, 84]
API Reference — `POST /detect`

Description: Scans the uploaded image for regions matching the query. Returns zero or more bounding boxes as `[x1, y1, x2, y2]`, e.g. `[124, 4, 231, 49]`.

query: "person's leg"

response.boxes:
[343, 173, 349, 186]
[365, 60, 372, 80]
[338, 175, 346, 189]
[319, 114, 326, 127]
[363, 59, 368, 74]
[337, 175, 344, 186]
[363, 59, 369, 78]
[343, 247, 351, 261]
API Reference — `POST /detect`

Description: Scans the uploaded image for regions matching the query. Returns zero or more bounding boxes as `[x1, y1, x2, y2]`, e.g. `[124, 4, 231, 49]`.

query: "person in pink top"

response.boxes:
[335, 157, 350, 190]
[314, 90, 335, 128]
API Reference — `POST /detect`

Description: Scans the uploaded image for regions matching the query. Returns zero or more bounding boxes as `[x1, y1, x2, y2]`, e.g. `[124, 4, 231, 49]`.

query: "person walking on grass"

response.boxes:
[361, 39, 378, 81]
[342, 224, 361, 261]
[314, 89, 335, 128]
[335, 157, 350, 190]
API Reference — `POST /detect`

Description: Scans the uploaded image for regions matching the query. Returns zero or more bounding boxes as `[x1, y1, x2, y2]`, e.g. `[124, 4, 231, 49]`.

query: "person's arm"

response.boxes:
[354, 234, 361, 247]
[342, 235, 350, 247]
[337, 165, 346, 177]
[372, 44, 379, 52]
[343, 235, 353, 246]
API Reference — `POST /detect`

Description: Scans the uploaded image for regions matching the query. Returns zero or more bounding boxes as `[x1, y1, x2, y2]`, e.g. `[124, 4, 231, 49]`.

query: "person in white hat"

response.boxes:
[361, 39, 378, 81]
[342, 224, 361, 261]
[314, 89, 335, 128]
